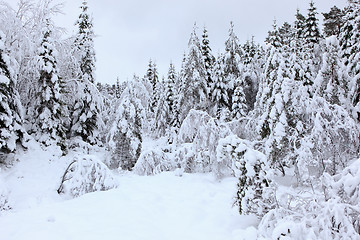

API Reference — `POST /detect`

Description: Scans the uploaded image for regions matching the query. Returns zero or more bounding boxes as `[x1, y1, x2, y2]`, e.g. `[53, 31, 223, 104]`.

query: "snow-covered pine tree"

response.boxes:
[265, 19, 282, 49]
[224, 22, 243, 111]
[146, 59, 160, 113]
[178, 24, 207, 121]
[278, 22, 293, 51]
[201, 26, 215, 104]
[306, 36, 359, 177]
[210, 54, 230, 120]
[314, 37, 348, 106]
[232, 85, 247, 120]
[107, 84, 144, 170]
[154, 77, 170, 137]
[322, 6, 344, 37]
[0, 31, 27, 157]
[339, 0, 360, 121]
[294, 8, 306, 39]
[304, 1, 321, 44]
[166, 63, 176, 122]
[74, 0, 96, 84]
[256, 43, 297, 175]
[31, 22, 66, 151]
[69, 0, 101, 144]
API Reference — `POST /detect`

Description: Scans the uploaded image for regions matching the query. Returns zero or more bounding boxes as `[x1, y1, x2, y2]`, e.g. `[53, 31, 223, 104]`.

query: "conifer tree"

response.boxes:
[31, 22, 66, 151]
[265, 20, 282, 48]
[74, 0, 96, 84]
[211, 54, 230, 120]
[178, 24, 207, 120]
[70, 0, 101, 144]
[322, 6, 344, 37]
[294, 8, 306, 39]
[232, 85, 248, 119]
[201, 27, 215, 100]
[224, 22, 243, 113]
[0, 32, 27, 156]
[339, 0, 360, 120]
[304, 1, 321, 44]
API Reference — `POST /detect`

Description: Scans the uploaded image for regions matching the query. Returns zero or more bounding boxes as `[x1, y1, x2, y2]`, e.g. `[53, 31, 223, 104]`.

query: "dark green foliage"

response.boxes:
[323, 6, 345, 37]
[305, 1, 321, 44]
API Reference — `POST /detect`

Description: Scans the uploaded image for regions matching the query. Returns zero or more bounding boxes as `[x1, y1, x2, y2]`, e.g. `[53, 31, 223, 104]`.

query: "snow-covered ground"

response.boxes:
[0, 142, 258, 240]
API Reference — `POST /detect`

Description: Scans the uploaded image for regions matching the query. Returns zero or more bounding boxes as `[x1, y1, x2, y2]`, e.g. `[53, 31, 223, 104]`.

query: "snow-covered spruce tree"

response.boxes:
[322, 6, 344, 37]
[30, 22, 66, 152]
[201, 26, 215, 104]
[278, 22, 294, 50]
[265, 19, 282, 49]
[304, 0, 321, 44]
[256, 43, 299, 175]
[216, 135, 275, 217]
[241, 37, 264, 112]
[305, 37, 359, 177]
[236, 145, 275, 218]
[178, 24, 207, 121]
[0, 32, 27, 158]
[74, 0, 96, 84]
[339, 0, 360, 121]
[232, 85, 247, 120]
[69, 0, 101, 144]
[224, 22, 243, 111]
[210, 54, 230, 120]
[294, 8, 306, 39]
[154, 78, 170, 137]
[146, 59, 160, 113]
[107, 84, 144, 170]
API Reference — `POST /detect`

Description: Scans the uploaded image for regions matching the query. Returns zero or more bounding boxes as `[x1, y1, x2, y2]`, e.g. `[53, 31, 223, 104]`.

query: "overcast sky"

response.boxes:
[6, 0, 348, 84]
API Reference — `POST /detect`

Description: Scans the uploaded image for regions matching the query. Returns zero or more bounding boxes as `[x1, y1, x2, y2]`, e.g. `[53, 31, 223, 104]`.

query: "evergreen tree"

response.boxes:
[232, 85, 247, 119]
[0, 32, 27, 156]
[294, 8, 306, 39]
[278, 22, 293, 50]
[31, 22, 66, 151]
[211, 54, 230, 120]
[265, 19, 282, 48]
[108, 86, 144, 170]
[339, 0, 360, 120]
[178, 24, 207, 121]
[322, 6, 344, 37]
[146, 59, 159, 113]
[115, 77, 121, 98]
[166, 63, 176, 116]
[69, 0, 101, 144]
[201, 26, 215, 101]
[304, 1, 321, 44]
[74, 0, 96, 84]
[224, 22, 243, 112]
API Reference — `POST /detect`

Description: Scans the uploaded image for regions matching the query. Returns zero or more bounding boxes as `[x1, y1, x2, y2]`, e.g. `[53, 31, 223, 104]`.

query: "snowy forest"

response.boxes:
[1, 0, 360, 239]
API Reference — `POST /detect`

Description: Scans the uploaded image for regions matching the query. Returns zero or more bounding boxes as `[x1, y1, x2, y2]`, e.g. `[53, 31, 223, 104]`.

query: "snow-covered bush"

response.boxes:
[0, 177, 10, 211]
[177, 109, 232, 174]
[57, 155, 118, 198]
[217, 135, 275, 216]
[258, 160, 360, 239]
[107, 86, 145, 170]
[133, 149, 175, 176]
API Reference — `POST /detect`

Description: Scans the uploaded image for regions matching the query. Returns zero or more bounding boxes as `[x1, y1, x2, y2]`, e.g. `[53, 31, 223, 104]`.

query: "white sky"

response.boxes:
[5, 0, 348, 84]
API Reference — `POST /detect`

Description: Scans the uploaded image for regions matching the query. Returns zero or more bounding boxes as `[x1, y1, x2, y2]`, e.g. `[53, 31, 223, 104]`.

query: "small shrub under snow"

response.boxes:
[133, 149, 175, 176]
[57, 155, 118, 197]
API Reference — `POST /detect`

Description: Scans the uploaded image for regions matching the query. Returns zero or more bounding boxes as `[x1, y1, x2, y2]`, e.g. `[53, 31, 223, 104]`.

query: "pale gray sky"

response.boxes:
[5, 0, 348, 84]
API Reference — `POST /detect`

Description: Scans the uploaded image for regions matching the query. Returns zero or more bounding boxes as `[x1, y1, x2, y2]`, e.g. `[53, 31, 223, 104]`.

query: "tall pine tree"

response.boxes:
[31, 22, 66, 151]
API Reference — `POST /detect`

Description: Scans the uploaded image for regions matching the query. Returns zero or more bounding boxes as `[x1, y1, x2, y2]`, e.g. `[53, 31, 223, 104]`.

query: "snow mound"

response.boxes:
[133, 149, 175, 176]
[58, 155, 118, 197]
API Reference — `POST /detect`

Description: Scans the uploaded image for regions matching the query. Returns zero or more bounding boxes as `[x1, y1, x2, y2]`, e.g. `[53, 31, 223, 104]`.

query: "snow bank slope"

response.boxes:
[0, 172, 257, 240]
